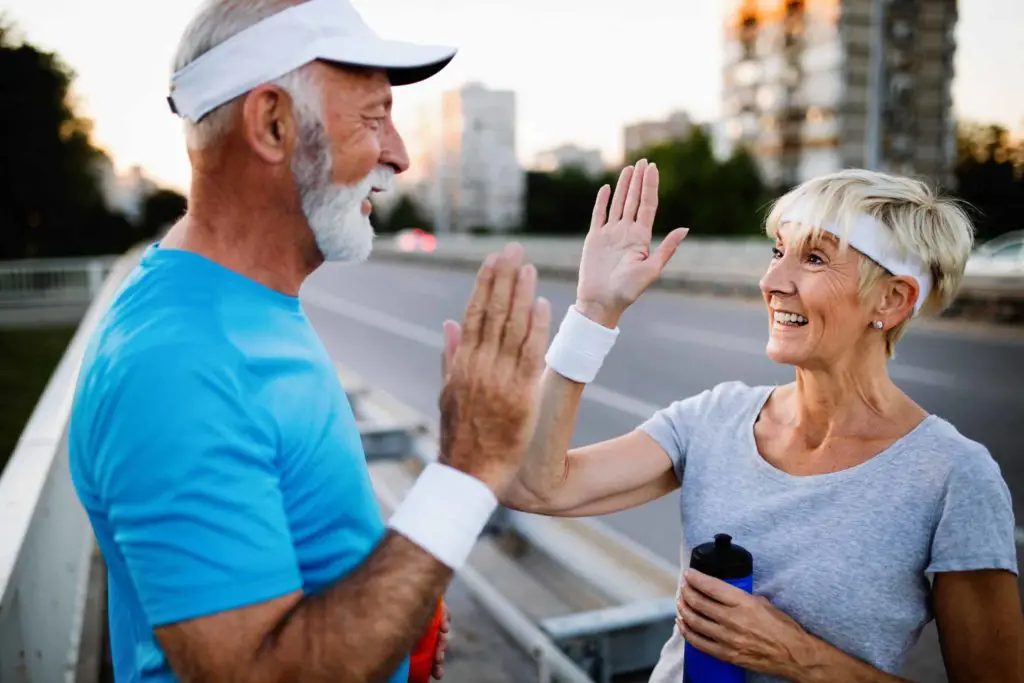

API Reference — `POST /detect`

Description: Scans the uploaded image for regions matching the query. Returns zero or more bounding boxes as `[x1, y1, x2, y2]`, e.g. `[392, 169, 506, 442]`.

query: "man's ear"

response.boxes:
[873, 276, 918, 329]
[239, 84, 296, 164]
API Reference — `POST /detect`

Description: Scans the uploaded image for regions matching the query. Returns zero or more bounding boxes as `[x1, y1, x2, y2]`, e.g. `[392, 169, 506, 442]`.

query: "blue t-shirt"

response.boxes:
[68, 244, 409, 683]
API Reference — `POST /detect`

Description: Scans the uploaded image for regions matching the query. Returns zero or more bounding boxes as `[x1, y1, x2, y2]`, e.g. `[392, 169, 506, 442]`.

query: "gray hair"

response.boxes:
[172, 0, 323, 149]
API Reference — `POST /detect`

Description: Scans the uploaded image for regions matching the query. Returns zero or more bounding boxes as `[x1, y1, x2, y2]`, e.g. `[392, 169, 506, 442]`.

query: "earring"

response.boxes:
[873, 320, 884, 329]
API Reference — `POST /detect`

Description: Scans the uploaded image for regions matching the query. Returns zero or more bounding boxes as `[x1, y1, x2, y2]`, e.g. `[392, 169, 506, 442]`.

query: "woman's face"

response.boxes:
[758, 221, 876, 368]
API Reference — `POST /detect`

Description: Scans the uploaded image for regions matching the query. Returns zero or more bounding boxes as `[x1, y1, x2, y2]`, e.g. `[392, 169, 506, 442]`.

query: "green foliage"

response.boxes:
[624, 127, 772, 237]
[954, 122, 1024, 243]
[140, 189, 188, 238]
[0, 325, 77, 471]
[373, 194, 433, 234]
[524, 127, 770, 237]
[521, 166, 618, 236]
[0, 18, 182, 259]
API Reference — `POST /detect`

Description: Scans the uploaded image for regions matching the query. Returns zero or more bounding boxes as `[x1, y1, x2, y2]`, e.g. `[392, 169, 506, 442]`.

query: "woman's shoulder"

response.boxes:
[701, 380, 775, 413]
[900, 417, 1013, 513]
[912, 415, 1007, 482]
[912, 416, 1017, 576]
[650, 380, 773, 423]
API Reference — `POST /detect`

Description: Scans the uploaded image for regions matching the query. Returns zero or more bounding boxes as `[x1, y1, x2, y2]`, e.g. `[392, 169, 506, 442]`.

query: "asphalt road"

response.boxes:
[301, 258, 1024, 682]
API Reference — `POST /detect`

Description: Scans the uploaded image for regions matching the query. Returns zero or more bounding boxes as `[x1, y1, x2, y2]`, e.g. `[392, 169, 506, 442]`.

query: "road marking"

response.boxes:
[307, 288, 1024, 547]
[649, 322, 959, 389]
[305, 288, 445, 349]
[302, 288, 660, 420]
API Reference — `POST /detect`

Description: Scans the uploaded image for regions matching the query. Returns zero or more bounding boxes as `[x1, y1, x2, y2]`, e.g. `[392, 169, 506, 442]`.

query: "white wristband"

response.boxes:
[544, 304, 620, 384]
[387, 463, 499, 570]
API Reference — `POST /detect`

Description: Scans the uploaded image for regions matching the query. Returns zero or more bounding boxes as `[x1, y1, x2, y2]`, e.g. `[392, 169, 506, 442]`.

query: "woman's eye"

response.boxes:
[771, 247, 783, 259]
[806, 253, 825, 265]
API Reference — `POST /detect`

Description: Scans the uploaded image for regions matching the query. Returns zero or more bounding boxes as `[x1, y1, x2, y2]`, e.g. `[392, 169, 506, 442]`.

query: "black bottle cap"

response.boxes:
[688, 533, 753, 580]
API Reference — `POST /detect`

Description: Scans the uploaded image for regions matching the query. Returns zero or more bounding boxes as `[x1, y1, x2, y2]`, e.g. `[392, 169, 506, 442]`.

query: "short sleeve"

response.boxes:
[636, 389, 713, 483]
[926, 447, 1018, 577]
[92, 348, 302, 627]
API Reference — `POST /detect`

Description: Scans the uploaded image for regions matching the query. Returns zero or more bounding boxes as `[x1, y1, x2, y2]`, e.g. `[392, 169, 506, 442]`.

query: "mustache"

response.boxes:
[362, 165, 395, 194]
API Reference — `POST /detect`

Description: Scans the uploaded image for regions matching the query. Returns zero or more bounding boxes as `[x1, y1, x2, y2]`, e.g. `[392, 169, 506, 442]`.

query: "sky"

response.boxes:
[3, 0, 1023, 194]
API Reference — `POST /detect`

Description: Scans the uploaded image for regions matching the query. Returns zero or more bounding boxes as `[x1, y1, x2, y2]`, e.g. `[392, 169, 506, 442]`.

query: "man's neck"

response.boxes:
[161, 178, 323, 297]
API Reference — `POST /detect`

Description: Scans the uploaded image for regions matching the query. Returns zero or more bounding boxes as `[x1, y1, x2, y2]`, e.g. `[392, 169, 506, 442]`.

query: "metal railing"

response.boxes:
[373, 235, 1024, 322]
[0, 257, 118, 307]
[0, 246, 682, 683]
[343, 366, 680, 682]
[0, 250, 140, 683]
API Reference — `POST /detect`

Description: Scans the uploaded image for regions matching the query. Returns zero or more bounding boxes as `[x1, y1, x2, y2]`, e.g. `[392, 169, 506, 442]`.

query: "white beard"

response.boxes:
[291, 112, 394, 263]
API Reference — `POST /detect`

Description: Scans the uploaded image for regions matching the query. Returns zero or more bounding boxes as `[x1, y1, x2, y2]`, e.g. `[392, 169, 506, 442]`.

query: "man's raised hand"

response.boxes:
[438, 243, 550, 496]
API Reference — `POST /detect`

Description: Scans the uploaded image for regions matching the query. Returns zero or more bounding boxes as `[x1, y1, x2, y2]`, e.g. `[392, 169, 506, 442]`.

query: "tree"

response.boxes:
[521, 166, 616, 236]
[0, 19, 107, 257]
[0, 17, 182, 259]
[373, 194, 433, 234]
[625, 127, 769, 237]
[954, 122, 1024, 243]
[139, 189, 188, 239]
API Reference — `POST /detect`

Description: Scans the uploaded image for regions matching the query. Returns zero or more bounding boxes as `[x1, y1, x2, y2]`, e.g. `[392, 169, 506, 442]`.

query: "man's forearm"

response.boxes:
[795, 637, 913, 683]
[256, 532, 452, 683]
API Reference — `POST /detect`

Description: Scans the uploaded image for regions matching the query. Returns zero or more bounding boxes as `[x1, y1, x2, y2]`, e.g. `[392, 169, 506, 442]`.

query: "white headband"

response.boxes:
[168, 0, 457, 123]
[781, 202, 933, 315]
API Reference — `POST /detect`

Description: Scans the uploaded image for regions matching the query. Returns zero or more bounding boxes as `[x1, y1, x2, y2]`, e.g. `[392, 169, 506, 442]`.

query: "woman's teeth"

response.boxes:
[773, 311, 808, 326]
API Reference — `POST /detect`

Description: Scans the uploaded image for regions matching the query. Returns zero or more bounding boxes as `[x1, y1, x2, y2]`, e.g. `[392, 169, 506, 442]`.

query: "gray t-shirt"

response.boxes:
[638, 381, 1018, 683]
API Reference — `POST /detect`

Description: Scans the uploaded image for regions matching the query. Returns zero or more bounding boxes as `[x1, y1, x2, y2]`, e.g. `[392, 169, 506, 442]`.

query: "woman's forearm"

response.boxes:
[501, 299, 618, 508]
[501, 366, 586, 508]
[795, 636, 913, 683]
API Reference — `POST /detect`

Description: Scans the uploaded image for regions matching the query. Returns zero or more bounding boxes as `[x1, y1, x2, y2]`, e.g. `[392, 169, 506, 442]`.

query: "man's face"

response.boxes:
[291, 64, 409, 263]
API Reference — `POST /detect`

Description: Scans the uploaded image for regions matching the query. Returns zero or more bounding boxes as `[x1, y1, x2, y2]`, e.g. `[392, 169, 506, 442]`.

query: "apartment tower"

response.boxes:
[721, 0, 958, 190]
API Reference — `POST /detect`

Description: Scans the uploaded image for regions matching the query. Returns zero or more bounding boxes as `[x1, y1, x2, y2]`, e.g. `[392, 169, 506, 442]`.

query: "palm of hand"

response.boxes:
[576, 160, 688, 315]
[579, 219, 659, 309]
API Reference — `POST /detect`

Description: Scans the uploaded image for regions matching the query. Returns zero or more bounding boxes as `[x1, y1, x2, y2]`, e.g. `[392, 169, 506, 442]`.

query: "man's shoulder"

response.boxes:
[73, 293, 247, 428]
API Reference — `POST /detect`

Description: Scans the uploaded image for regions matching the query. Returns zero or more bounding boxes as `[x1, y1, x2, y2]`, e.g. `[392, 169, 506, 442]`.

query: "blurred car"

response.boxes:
[964, 230, 1024, 277]
[395, 228, 437, 253]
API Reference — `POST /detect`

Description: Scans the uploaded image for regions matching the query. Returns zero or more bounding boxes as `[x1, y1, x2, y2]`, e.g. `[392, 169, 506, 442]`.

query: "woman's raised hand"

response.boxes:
[575, 159, 689, 327]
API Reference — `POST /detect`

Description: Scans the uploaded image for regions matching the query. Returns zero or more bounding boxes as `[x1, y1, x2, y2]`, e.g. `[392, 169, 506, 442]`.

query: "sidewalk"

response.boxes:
[441, 577, 544, 683]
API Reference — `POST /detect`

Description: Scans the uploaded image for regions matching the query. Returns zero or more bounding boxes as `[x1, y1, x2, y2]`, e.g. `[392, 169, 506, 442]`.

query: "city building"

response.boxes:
[721, 0, 958, 189]
[91, 157, 159, 224]
[622, 111, 695, 160]
[533, 144, 605, 178]
[405, 82, 524, 234]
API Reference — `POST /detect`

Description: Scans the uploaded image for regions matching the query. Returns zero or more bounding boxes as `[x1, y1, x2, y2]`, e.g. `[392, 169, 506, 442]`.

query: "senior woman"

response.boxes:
[489, 160, 1022, 682]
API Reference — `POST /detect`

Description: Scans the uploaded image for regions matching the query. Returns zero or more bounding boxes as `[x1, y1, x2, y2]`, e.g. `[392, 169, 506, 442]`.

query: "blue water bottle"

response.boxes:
[682, 533, 753, 683]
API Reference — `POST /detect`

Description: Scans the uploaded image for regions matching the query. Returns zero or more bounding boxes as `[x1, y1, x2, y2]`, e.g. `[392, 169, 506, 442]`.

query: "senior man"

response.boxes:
[68, 1, 551, 682]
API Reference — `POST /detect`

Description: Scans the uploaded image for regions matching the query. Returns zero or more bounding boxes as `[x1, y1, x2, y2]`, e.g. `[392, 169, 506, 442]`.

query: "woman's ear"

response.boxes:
[873, 276, 918, 329]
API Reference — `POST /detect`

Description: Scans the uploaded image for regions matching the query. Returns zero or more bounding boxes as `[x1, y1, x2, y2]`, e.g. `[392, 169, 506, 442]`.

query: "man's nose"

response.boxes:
[380, 119, 410, 174]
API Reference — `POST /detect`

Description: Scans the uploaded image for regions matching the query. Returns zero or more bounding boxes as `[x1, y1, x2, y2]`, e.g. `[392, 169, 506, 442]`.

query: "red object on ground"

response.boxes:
[409, 598, 445, 683]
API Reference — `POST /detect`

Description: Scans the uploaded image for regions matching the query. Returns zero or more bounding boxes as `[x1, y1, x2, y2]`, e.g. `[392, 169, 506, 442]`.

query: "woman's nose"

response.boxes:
[759, 257, 796, 299]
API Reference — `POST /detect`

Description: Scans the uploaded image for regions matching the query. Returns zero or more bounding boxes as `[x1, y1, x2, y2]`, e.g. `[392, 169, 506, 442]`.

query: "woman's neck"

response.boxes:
[785, 353, 910, 449]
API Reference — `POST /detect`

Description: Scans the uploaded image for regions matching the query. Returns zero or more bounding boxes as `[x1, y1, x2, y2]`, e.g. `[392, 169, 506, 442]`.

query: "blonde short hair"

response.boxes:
[764, 169, 975, 357]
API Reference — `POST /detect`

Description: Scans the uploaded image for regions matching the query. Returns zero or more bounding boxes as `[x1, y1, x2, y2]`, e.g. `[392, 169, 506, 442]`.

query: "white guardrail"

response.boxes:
[372, 234, 1024, 322]
[0, 257, 117, 307]
[0, 249, 140, 683]
[0, 256, 120, 328]
[0, 246, 683, 683]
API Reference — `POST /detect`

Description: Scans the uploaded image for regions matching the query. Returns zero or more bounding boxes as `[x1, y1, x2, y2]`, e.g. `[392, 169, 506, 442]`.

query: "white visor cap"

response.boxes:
[168, 0, 457, 123]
